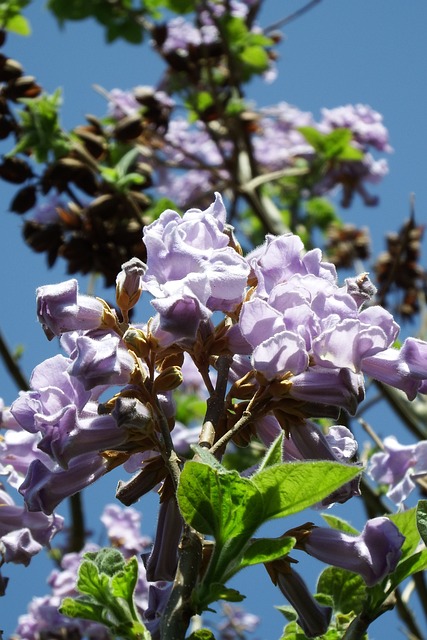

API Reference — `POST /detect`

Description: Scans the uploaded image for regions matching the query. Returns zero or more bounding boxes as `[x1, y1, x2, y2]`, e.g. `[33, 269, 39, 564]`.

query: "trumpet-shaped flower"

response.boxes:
[302, 517, 404, 586]
[368, 435, 427, 505]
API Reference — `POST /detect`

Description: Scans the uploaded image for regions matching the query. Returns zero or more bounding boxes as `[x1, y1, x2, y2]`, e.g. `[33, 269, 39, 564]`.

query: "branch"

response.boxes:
[265, 0, 322, 33]
[0, 330, 29, 392]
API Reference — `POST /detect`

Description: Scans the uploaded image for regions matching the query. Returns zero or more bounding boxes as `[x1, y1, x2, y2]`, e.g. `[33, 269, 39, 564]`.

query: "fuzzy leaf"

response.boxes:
[252, 461, 360, 520]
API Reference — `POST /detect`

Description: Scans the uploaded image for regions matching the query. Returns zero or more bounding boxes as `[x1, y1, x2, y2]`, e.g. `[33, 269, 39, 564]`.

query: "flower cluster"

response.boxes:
[13, 504, 157, 640]
[5, 194, 425, 636]
[106, 92, 392, 210]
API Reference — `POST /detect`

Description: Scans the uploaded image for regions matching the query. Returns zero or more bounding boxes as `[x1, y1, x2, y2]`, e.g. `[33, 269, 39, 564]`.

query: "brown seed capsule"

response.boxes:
[0, 156, 33, 183]
[10, 184, 37, 214]
[114, 113, 143, 141]
[5, 75, 42, 100]
[0, 55, 23, 81]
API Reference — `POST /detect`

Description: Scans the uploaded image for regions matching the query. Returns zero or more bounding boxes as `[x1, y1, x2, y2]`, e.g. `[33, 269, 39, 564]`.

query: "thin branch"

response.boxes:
[0, 330, 29, 392]
[265, 0, 322, 33]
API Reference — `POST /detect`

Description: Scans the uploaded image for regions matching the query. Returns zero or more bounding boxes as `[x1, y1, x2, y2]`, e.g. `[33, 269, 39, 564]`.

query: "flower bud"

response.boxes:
[116, 257, 147, 317]
[123, 327, 151, 359]
[153, 366, 183, 393]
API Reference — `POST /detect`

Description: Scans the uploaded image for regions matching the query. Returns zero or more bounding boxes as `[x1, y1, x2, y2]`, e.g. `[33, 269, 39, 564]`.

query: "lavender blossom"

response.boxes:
[302, 517, 404, 586]
[14, 505, 153, 640]
[36, 279, 106, 340]
[19, 454, 108, 515]
[265, 561, 332, 638]
[319, 103, 392, 152]
[142, 193, 249, 346]
[238, 233, 404, 394]
[145, 496, 182, 581]
[369, 435, 427, 505]
[65, 329, 135, 391]
[0, 487, 63, 565]
[10, 353, 128, 470]
[100, 504, 151, 555]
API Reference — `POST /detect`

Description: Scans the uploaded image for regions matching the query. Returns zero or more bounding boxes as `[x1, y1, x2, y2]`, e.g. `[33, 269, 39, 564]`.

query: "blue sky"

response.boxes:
[1, 0, 427, 637]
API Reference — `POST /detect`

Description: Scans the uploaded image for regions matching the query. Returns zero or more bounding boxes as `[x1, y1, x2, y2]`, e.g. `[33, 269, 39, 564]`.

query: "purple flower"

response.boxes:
[0, 487, 63, 565]
[217, 604, 260, 640]
[319, 103, 392, 152]
[36, 279, 105, 340]
[265, 561, 332, 638]
[100, 504, 151, 556]
[237, 232, 405, 410]
[19, 454, 108, 515]
[10, 353, 127, 470]
[142, 193, 249, 346]
[65, 329, 135, 391]
[107, 88, 140, 119]
[30, 192, 64, 224]
[368, 435, 427, 505]
[145, 496, 182, 581]
[302, 517, 404, 586]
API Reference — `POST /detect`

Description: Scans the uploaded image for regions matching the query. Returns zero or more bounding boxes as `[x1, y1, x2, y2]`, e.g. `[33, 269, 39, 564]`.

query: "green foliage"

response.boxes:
[239, 536, 295, 569]
[99, 146, 146, 192]
[298, 127, 364, 161]
[187, 630, 216, 640]
[256, 432, 284, 472]
[305, 198, 338, 232]
[47, 0, 148, 43]
[250, 461, 360, 521]
[317, 567, 366, 615]
[0, 0, 31, 34]
[320, 514, 359, 536]
[174, 390, 206, 426]
[416, 499, 427, 545]
[222, 15, 273, 80]
[9, 89, 70, 162]
[60, 548, 150, 640]
[178, 454, 360, 611]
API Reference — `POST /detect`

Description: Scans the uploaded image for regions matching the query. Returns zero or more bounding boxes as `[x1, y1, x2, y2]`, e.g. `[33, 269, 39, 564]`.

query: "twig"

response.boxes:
[265, 0, 322, 33]
[0, 330, 29, 392]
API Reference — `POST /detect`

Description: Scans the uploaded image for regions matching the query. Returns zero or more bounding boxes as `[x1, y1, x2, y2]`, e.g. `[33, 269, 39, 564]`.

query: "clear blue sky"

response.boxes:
[1, 1, 427, 637]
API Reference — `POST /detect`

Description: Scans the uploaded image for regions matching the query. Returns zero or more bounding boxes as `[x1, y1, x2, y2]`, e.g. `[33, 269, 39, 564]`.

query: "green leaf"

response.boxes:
[417, 499, 427, 545]
[336, 145, 364, 161]
[251, 461, 361, 521]
[187, 630, 216, 640]
[203, 583, 246, 604]
[321, 514, 359, 535]
[276, 604, 297, 623]
[389, 507, 420, 559]
[77, 560, 110, 600]
[239, 45, 269, 71]
[86, 547, 126, 577]
[5, 13, 30, 34]
[177, 461, 263, 541]
[298, 126, 326, 151]
[390, 548, 427, 587]
[322, 128, 352, 158]
[190, 446, 228, 473]
[257, 433, 284, 472]
[317, 566, 366, 614]
[59, 597, 105, 623]
[111, 556, 138, 604]
[305, 197, 337, 230]
[163, 0, 196, 12]
[240, 536, 295, 568]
